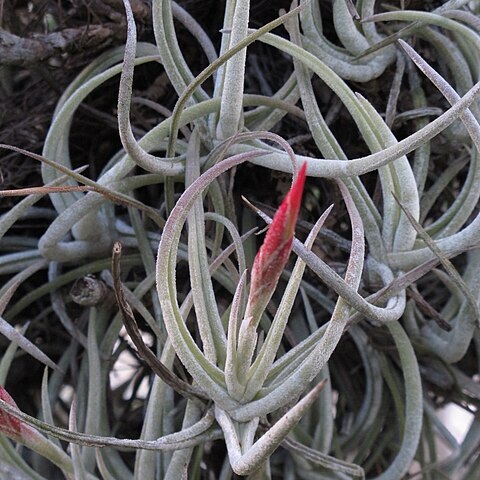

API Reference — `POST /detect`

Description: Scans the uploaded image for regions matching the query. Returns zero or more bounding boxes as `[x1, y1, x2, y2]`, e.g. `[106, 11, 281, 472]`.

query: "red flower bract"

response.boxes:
[0, 386, 23, 439]
[247, 163, 307, 316]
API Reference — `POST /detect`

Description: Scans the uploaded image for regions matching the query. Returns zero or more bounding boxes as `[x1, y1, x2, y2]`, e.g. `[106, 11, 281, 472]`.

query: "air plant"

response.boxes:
[0, 386, 99, 480]
[0, 0, 480, 479]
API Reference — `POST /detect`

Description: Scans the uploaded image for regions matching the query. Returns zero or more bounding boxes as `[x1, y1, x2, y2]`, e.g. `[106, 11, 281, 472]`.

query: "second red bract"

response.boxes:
[0, 385, 24, 440]
[246, 163, 307, 321]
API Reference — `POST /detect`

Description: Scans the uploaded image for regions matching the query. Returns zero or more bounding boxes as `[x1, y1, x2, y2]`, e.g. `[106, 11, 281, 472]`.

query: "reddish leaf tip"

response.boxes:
[291, 162, 307, 201]
[0, 386, 22, 437]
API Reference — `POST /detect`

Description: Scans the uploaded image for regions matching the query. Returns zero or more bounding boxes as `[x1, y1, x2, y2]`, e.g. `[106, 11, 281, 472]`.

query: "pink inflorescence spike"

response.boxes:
[248, 163, 307, 313]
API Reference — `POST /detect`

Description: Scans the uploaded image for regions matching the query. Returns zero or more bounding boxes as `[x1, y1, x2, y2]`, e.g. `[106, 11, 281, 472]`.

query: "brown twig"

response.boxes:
[407, 286, 452, 332]
[0, 185, 93, 196]
[0, 25, 114, 67]
[111, 241, 208, 404]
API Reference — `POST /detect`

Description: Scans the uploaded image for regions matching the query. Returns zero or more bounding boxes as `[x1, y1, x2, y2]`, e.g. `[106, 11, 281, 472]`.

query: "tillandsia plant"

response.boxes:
[1, 0, 480, 479]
